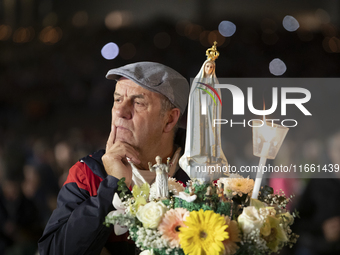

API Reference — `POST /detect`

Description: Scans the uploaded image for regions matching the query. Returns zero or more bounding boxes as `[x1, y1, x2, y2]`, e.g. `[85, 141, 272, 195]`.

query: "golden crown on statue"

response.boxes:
[206, 41, 219, 61]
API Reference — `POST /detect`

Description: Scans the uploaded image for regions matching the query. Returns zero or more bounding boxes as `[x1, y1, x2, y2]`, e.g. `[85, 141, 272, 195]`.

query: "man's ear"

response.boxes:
[163, 108, 180, 133]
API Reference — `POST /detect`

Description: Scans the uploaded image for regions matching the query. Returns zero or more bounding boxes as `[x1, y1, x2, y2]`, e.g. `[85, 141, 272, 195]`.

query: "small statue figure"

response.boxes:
[204, 186, 213, 206]
[148, 156, 170, 199]
[217, 183, 223, 198]
[188, 180, 196, 196]
[217, 183, 227, 202]
[206, 186, 212, 196]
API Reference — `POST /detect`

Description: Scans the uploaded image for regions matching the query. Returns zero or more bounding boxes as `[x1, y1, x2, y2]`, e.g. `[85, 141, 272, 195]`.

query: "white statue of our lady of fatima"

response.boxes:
[179, 42, 228, 182]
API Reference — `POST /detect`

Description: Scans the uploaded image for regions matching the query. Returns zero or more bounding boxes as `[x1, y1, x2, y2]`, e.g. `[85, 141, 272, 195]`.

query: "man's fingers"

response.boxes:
[106, 125, 116, 151]
[125, 151, 141, 165]
[106, 141, 140, 165]
[102, 141, 139, 187]
[119, 145, 141, 165]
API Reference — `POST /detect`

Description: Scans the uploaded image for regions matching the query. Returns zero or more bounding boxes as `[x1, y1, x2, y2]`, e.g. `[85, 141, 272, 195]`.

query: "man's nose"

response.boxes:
[114, 100, 132, 119]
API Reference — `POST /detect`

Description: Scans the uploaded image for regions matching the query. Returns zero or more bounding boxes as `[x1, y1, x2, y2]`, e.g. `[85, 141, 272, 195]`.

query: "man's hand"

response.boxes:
[102, 125, 140, 187]
[322, 216, 340, 242]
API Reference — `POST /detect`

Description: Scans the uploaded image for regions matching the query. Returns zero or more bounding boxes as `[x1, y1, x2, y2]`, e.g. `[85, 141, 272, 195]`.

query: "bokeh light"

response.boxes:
[176, 20, 208, 42]
[199, 30, 210, 47]
[200, 30, 227, 48]
[72, 11, 88, 27]
[0, 25, 12, 41]
[315, 9, 330, 24]
[105, 11, 122, 30]
[283, 15, 299, 32]
[218, 21, 236, 37]
[322, 37, 332, 53]
[39, 26, 62, 44]
[208, 30, 225, 46]
[105, 11, 132, 30]
[175, 20, 190, 36]
[328, 37, 339, 52]
[154, 32, 171, 49]
[269, 58, 287, 76]
[323, 37, 340, 53]
[101, 42, 119, 60]
[13, 27, 35, 43]
[185, 23, 203, 40]
[322, 23, 337, 37]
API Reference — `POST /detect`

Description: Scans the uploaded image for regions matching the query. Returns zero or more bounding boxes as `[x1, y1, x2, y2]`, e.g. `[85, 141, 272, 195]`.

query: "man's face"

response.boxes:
[111, 78, 166, 152]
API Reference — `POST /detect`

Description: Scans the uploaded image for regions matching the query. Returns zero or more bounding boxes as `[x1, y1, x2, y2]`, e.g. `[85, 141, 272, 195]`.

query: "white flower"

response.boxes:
[135, 226, 168, 250]
[259, 207, 276, 219]
[168, 177, 185, 195]
[218, 176, 254, 197]
[217, 178, 232, 190]
[238, 206, 263, 234]
[230, 178, 254, 196]
[174, 191, 197, 202]
[136, 201, 167, 229]
[107, 193, 128, 235]
[139, 249, 154, 255]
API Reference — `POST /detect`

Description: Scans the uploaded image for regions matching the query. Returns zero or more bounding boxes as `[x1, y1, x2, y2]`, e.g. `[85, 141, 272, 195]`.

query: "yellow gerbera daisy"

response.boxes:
[179, 209, 229, 255]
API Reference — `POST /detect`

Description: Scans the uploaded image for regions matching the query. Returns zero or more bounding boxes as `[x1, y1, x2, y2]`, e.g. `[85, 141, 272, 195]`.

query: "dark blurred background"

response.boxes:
[1, 0, 340, 254]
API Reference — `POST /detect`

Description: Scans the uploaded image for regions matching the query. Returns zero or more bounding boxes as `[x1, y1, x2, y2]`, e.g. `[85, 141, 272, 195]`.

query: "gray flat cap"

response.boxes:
[106, 61, 189, 114]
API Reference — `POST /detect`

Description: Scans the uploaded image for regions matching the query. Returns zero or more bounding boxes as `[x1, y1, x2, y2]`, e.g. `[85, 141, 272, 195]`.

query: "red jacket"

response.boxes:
[38, 149, 189, 255]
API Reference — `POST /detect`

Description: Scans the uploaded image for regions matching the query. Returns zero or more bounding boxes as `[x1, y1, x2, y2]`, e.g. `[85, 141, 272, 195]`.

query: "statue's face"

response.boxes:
[204, 62, 214, 75]
[156, 156, 162, 164]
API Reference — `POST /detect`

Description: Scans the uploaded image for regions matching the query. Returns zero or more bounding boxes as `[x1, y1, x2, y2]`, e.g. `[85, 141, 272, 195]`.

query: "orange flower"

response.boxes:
[223, 216, 241, 255]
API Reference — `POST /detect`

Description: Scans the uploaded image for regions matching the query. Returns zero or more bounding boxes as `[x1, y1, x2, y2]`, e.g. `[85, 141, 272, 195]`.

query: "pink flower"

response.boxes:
[223, 216, 241, 255]
[158, 208, 190, 248]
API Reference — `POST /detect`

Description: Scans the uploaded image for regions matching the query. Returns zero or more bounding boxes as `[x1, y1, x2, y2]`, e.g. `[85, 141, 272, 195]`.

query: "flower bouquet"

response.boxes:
[104, 174, 298, 255]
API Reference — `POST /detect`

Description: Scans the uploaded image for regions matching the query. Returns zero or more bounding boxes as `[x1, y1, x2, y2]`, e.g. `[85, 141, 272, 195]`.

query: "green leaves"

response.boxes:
[117, 177, 130, 199]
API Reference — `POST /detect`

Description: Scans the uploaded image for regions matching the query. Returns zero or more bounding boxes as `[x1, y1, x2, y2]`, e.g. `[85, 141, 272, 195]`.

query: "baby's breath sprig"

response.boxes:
[261, 186, 295, 210]
[117, 177, 130, 200]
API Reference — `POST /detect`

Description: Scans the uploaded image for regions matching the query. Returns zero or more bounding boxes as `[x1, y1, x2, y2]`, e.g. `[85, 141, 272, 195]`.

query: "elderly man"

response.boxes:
[38, 62, 190, 255]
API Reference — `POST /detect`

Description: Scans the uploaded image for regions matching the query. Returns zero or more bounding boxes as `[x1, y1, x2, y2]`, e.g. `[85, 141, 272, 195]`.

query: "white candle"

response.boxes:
[260, 141, 271, 157]
[251, 156, 267, 199]
[251, 142, 270, 199]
